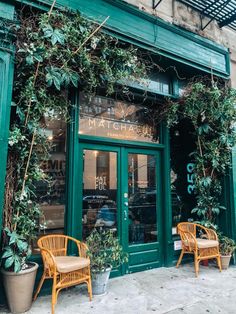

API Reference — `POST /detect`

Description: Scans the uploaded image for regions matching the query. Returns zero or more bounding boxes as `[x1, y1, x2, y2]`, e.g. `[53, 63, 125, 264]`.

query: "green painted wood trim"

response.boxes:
[13, 0, 230, 78]
[66, 92, 81, 241]
[0, 45, 14, 237]
[0, 2, 15, 19]
[78, 135, 165, 150]
[230, 148, 236, 241]
[161, 125, 173, 267]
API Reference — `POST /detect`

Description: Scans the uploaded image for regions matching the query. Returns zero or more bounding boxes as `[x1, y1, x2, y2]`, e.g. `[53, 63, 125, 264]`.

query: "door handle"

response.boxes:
[124, 210, 128, 220]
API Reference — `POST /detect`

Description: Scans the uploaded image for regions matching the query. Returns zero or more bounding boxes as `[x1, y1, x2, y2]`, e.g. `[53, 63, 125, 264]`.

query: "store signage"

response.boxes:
[79, 116, 153, 141]
[174, 240, 182, 251]
[95, 176, 107, 190]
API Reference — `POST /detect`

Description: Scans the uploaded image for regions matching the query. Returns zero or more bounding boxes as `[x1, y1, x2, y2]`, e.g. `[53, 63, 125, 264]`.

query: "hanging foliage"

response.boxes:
[1, 7, 146, 272]
[167, 78, 236, 223]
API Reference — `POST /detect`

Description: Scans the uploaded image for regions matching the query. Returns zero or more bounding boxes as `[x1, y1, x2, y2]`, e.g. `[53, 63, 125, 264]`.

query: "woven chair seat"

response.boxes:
[55, 256, 90, 273]
[176, 222, 222, 276]
[196, 238, 219, 249]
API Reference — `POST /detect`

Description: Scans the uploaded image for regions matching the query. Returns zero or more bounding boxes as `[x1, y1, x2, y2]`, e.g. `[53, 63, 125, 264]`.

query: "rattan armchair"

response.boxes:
[176, 222, 222, 277]
[33, 235, 92, 314]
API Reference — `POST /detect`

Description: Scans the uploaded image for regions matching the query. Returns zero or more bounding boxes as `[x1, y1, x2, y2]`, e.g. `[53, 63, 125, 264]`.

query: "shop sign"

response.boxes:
[174, 240, 182, 251]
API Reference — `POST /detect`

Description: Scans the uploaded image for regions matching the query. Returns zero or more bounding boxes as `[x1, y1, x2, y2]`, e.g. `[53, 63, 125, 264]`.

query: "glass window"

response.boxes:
[128, 153, 157, 244]
[79, 94, 159, 143]
[82, 150, 117, 240]
[121, 72, 170, 95]
[33, 117, 66, 253]
[170, 120, 197, 235]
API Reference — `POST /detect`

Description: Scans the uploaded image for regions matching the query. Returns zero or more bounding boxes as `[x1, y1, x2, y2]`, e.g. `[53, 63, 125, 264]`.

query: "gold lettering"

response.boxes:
[120, 123, 127, 131]
[129, 125, 134, 132]
[89, 118, 96, 127]
[113, 122, 119, 130]
[98, 119, 105, 128]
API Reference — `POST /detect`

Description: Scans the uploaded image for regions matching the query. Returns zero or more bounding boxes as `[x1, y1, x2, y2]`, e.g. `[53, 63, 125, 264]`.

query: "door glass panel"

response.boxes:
[82, 150, 117, 240]
[128, 153, 157, 244]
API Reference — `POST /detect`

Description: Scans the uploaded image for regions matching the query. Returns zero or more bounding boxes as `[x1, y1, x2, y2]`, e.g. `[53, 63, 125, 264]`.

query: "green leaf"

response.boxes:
[2, 247, 13, 259]
[51, 29, 65, 45]
[45, 66, 62, 90]
[4, 256, 15, 269]
[43, 25, 65, 45]
[14, 256, 21, 273]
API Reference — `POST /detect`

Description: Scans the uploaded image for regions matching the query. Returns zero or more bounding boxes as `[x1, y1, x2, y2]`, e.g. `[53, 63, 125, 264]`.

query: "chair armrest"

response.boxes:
[196, 224, 218, 241]
[79, 242, 89, 259]
[205, 228, 218, 241]
[40, 247, 57, 274]
[180, 230, 197, 250]
[67, 236, 89, 258]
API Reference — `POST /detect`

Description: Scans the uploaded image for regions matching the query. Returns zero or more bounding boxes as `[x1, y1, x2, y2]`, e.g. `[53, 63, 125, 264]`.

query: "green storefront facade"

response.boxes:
[0, 0, 236, 299]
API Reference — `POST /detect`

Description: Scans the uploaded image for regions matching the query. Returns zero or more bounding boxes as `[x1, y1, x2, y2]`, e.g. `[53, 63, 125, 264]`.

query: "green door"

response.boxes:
[78, 143, 163, 275]
[121, 148, 163, 274]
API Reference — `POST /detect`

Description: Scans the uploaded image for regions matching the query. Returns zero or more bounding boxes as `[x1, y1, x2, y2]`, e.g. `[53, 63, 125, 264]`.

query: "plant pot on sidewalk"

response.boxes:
[92, 267, 111, 295]
[220, 255, 231, 270]
[1, 262, 38, 313]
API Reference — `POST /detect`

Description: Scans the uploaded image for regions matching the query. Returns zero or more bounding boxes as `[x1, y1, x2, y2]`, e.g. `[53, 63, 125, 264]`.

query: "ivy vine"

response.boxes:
[167, 79, 236, 223]
[1, 6, 146, 271]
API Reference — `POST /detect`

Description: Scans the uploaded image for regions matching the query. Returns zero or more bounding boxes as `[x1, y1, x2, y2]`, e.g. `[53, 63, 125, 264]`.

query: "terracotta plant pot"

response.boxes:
[1, 262, 38, 313]
[220, 255, 231, 270]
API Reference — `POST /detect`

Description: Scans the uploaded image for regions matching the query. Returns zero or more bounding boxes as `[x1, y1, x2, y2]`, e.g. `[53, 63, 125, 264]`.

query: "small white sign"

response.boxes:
[174, 240, 182, 251]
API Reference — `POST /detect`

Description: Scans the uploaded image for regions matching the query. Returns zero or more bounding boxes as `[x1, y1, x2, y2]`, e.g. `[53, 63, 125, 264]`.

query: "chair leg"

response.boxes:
[216, 256, 222, 272]
[51, 276, 57, 314]
[33, 273, 46, 301]
[194, 254, 199, 277]
[176, 250, 184, 268]
[87, 277, 92, 301]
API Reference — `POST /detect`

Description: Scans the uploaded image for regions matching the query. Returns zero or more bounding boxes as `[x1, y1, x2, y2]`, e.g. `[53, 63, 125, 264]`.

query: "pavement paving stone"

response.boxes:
[1, 264, 236, 314]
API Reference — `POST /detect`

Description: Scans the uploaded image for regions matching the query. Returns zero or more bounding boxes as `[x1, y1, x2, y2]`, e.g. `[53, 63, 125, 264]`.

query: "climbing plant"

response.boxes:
[167, 78, 236, 223]
[1, 6, 146, 271]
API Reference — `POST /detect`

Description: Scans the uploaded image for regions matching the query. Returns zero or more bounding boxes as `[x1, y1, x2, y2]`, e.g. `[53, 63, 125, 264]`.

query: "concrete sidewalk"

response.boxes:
[1, 264, 236, 314]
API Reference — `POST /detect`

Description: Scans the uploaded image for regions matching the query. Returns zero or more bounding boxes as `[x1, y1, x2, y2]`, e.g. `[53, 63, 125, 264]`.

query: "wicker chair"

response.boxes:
[176, 222, 222, 277]
[33, 235, 92, 314]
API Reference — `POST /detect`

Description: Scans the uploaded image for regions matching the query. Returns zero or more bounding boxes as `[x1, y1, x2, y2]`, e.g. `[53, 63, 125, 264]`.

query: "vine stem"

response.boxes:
[24, 0, 56, 126]
[60, 16, 109, 69]
[197, 135, 206, 177]
[13, 129, 36, 231]
[14, 0, 57, 231]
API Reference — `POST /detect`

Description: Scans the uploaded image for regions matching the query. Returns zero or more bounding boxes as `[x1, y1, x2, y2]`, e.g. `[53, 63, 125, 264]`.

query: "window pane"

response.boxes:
[33, 117, 66, 253]
[170, 120, 197, 235]
[79, 94, 159, 143]
[82, 150, 117, 240]
[128, 153, 157, 244]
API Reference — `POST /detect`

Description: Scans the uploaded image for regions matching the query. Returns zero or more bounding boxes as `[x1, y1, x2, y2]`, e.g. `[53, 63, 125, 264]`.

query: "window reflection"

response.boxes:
[128, 154, 157, 244]
[82, 150, 117, 240]
[79, 94, 159, 143]
[33, 117, 66, 253]
[170, 120, 197, 235]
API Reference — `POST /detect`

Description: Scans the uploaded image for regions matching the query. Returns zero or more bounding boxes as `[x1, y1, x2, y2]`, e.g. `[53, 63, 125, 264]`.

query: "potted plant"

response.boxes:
[219, 235, 236, 270]
[0, 227, 39, 313]
[86, 228, 128, 295]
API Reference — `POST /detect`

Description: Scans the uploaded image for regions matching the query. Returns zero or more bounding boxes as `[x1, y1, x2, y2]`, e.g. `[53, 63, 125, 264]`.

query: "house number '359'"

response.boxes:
[187, 163, 195, 194]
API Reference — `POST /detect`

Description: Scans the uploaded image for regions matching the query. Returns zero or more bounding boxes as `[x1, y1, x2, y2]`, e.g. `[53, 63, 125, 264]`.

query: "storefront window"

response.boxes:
[128, 153, 157, 244]
[33, 117, 66, 252]
[82, 150, 117, 240]
[170, 120, 197, 235]
[79, 94, 159, 143]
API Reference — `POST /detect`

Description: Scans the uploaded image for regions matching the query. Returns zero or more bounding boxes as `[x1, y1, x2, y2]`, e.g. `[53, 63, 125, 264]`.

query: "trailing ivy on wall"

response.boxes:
[1, 6, 146, 271]
[167, 79, 236, 223]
